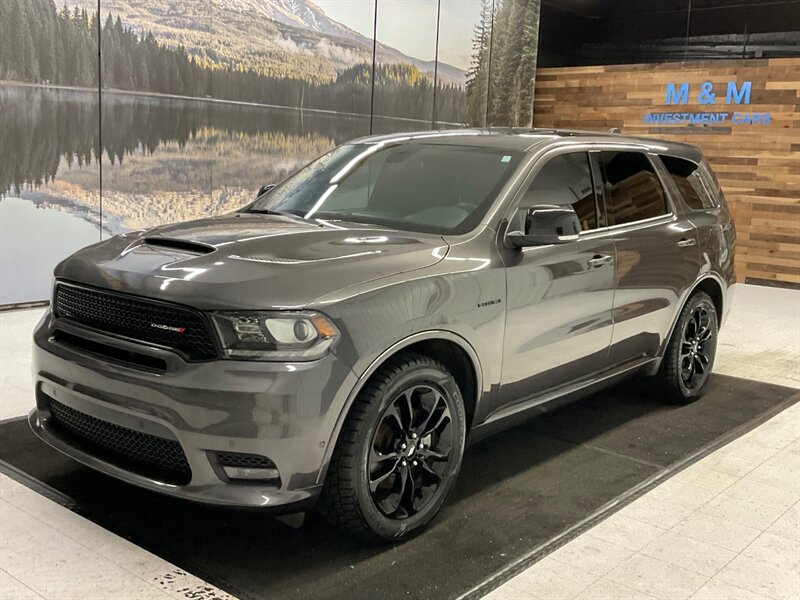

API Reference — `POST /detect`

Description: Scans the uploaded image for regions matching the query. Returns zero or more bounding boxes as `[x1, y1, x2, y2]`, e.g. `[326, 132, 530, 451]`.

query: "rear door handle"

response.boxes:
[588, 254, 614, 267]
[677, 238, 697, 248]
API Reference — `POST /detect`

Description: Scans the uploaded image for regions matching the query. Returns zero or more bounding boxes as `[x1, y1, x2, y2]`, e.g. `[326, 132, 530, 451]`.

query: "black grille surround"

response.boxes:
[54, 282, 219, 361]
[216, 452, 277, 469]
[213, 451, 281, 485]
[47, 397, 191, 485]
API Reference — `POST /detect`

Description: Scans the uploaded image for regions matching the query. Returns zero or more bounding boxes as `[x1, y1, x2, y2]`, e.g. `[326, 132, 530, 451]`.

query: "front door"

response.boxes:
[498, 151, 616, 408]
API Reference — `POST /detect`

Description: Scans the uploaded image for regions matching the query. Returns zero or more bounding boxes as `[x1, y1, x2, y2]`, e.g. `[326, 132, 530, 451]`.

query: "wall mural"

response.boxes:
[0, 0, 541, 305]
[467, 0, 541, 127]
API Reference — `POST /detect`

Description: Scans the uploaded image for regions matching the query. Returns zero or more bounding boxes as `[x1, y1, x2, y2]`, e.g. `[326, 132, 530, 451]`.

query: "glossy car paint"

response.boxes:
[30, 129, 736, 509]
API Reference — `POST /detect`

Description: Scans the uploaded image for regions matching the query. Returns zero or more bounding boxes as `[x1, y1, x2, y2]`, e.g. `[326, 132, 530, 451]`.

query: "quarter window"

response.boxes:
[518, 152, 598, 232]
[660, 155, 717, 210]
[597, 151, 668, 226]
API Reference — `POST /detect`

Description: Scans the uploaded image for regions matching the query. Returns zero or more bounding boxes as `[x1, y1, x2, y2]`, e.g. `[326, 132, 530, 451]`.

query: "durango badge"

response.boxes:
[150, 323, 186, 333]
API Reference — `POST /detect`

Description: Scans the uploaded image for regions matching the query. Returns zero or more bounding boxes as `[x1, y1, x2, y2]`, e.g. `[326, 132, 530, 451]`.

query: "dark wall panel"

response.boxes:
[539, 0, 800, 67]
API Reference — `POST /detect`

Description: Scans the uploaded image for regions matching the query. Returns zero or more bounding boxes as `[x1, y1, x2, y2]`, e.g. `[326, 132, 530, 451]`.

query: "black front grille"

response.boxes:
[47, 397, 191, 485]
[52, 329, 168, 372]
[54, 282, 218, 361]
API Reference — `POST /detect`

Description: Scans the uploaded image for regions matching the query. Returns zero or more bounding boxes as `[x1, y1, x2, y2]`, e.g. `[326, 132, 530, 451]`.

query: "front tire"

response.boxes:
[659, 291, 718, 404]
[318, 352, 466, 542]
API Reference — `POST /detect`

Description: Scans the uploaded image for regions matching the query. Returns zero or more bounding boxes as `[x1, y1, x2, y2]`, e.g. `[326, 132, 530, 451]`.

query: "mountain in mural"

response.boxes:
[218, 0, 365, 40]
[65, 0, 466, 84]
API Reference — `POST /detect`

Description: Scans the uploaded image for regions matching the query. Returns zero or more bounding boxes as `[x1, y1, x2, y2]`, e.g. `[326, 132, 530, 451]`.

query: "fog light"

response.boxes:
[221, 465, 280, 481]
[213, 451, 280, 483]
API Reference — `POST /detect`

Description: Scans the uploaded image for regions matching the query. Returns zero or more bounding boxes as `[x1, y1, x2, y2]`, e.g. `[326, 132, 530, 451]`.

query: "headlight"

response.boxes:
[211, 311, 340, 360]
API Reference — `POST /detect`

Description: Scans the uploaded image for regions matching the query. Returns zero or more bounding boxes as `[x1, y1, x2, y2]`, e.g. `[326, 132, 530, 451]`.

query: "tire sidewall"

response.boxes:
[352, 362, 466, 540]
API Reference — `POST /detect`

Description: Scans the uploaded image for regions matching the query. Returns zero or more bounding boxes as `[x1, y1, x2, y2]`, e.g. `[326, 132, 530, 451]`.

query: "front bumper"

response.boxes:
[30, 311, 358, 509]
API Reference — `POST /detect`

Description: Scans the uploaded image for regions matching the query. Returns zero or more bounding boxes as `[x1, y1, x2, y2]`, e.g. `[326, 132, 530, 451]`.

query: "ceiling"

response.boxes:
[541, 0, 800, 30]
[538, 0, 800, 66]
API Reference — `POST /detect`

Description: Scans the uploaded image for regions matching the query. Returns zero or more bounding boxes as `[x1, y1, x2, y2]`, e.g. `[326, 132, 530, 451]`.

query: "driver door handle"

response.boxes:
[588, 254, 614, 267]
[677, 238, 697, 248]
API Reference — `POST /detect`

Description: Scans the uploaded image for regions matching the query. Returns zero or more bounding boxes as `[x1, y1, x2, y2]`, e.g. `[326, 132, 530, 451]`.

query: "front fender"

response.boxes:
[316, 329, 485, 486]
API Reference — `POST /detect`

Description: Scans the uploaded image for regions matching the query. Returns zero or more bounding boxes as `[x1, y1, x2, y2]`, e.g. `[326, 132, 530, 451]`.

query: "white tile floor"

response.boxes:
[0, 283, 798, 600]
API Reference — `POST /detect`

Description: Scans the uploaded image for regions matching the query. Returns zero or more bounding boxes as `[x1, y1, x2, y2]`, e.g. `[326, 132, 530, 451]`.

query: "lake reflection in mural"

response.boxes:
[0, 85, 100, 305]
[0, 84, 383, 303]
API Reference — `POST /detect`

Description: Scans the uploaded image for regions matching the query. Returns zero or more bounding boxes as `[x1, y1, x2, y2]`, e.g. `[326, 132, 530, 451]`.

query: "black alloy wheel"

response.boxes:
[318, 352, 466, 542]
[368, 384, 453, 518]
[679, 305, 714, 390]
[660, 290, 718, 404]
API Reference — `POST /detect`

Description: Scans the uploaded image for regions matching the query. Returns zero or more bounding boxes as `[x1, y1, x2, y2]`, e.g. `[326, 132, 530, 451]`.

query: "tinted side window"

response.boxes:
[597, 151, 668, 226]
[660, 155, 717, 210]
[519, 152, 598, 231]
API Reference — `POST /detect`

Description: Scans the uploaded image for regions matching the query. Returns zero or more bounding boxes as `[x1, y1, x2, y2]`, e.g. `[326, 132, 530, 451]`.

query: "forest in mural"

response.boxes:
[1, 0, 543, 134]
[0, 0, 98, 87]
[466, 0, 541, 127]
[0, 0, 466, 123]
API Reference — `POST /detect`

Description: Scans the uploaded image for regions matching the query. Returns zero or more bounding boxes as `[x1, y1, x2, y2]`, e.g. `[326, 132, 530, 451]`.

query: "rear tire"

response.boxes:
[659, 291, 718, 404]
[317, 352, 466, 542]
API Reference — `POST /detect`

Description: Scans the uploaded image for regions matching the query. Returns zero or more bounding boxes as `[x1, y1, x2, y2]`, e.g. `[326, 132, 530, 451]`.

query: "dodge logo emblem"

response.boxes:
[150, 323, 186, 333]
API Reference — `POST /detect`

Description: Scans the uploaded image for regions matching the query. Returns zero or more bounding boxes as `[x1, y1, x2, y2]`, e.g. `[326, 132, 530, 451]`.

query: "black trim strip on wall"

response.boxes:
[485, 0, 497, 127]
[744, 277, 800, 290]
[369, 0, 379, 134]
[97, 0, 103, 246]
[432, 0, 442, 127]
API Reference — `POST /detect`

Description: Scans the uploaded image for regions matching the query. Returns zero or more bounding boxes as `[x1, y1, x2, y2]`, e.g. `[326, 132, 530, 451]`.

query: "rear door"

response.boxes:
[659, 154, 736, 300]
[593, 150, 701, 365]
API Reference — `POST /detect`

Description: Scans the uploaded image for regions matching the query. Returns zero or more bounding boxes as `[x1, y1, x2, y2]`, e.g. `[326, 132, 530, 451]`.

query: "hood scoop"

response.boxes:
[141, 237, 216, 255]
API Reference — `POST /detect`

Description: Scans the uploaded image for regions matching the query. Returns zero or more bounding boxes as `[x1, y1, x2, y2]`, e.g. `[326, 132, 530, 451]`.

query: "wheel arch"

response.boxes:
[646, 273, 727, 375]
[693, 276, 724, 319]
[316, 330, 483, 486]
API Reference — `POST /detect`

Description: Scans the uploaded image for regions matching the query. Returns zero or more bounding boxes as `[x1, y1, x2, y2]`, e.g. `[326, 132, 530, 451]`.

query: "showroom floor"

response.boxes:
[482, 399, 800, 600]
[0, 283, 798, 600]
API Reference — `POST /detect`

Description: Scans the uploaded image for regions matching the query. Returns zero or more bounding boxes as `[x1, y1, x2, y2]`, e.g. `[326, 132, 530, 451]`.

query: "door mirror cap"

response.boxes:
[507, 205, 581, 248]
[256, 184, 275, 198]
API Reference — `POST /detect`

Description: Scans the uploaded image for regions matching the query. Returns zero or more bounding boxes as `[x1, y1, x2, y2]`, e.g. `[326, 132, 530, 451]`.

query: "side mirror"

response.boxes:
[256, 184, 275, 198]
[507, 205, 581, 248]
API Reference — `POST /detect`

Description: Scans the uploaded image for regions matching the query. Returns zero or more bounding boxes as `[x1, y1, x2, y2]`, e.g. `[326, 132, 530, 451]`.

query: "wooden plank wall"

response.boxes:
[533, 58, 800, 286]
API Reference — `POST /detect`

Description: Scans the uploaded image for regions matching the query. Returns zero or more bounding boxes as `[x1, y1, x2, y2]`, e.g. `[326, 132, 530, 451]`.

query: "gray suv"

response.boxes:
[30, 129, 736, 541]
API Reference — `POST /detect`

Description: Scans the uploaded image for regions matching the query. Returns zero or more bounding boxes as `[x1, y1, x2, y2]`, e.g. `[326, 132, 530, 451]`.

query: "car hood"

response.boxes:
[54, 213, 450, 309]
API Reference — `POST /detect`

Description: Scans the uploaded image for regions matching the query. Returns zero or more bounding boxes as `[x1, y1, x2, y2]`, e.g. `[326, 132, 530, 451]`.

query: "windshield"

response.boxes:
[247, 142, 522, 234]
